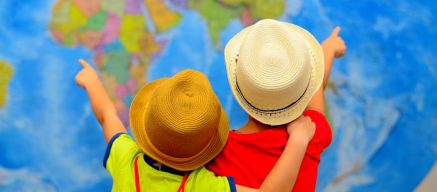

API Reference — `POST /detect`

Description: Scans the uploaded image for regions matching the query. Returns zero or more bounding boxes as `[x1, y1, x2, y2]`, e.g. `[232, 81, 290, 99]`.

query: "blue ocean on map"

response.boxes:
[0, 0, 436, 191]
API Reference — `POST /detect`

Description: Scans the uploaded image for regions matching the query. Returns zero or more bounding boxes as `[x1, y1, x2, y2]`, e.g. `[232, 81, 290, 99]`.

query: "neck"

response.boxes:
[237, 117, 277, 134]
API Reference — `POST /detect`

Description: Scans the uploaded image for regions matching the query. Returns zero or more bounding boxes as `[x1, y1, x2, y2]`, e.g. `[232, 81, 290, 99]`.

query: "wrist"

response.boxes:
[84, 77, 101, 91]
[321, 43, 335, 56]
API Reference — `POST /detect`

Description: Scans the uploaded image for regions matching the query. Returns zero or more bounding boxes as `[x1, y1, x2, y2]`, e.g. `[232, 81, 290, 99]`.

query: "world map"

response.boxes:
[49, 0, 287, 125]
[0, 0, 436, 191]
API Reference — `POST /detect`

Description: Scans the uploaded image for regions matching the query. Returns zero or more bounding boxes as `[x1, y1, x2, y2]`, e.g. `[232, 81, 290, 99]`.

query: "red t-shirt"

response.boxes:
[207, 110, 332, 192]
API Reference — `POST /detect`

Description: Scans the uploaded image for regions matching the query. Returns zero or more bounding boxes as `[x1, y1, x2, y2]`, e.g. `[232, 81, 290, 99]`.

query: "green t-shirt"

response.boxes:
[103, 133, 236, 192]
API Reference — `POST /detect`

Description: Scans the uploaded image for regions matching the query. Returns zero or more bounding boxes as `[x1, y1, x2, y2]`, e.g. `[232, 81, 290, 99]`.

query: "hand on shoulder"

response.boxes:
[286, 116, 316, 144]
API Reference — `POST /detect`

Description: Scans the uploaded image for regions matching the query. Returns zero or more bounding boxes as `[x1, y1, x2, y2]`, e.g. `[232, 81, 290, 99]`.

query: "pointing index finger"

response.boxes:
[78, 59, 90, 68]
[331, 26, 341, 37]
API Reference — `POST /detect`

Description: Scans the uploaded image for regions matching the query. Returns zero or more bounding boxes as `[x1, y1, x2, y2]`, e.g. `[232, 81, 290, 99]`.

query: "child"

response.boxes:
[207, 19, 346, 192]
[75, 61, 317, 191]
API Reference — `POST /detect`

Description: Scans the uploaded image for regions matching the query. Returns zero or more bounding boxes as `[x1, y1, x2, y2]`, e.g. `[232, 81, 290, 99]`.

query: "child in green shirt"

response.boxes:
[75, 60, 315, 192]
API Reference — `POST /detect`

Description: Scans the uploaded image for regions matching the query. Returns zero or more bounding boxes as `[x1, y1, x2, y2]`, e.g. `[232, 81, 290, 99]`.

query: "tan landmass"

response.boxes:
[144, 0, 182, 33]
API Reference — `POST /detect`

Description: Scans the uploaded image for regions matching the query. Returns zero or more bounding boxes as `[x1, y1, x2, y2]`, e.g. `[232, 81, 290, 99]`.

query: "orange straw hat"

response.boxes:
[224, 19, 324, 126]
[130, 69, 229, 171]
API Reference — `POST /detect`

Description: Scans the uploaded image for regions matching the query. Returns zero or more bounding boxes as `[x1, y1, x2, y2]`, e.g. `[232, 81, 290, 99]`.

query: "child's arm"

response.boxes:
[235, 116, 316, 192]
[306, 26, 346, 114]
[75, 59, 127, 143]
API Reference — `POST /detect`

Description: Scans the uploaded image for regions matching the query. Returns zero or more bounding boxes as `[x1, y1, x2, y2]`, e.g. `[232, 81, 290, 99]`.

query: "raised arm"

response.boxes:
[236, 116, 316, 192]
[75, 59, 127, 143]
[306, 26, 346, 114]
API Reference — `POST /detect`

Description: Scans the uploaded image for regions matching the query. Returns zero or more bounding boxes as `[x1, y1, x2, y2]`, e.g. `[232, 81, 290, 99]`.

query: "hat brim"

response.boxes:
[224, 23, 324, 126]
[130, 78, 229, 171]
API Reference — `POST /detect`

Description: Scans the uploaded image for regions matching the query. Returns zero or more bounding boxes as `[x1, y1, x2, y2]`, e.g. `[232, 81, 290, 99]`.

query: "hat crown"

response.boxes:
[236, 19, 312, 111]
[144, 70, 221, 158]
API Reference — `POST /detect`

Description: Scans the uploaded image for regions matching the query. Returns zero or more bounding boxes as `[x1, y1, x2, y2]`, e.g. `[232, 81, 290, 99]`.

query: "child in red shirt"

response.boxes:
[207, 19, 346, 191]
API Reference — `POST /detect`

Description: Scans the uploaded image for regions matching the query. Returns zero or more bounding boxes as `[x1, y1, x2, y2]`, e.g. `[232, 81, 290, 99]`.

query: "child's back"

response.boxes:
[105, 70, 233, 191]
[207, 19, 346, 191]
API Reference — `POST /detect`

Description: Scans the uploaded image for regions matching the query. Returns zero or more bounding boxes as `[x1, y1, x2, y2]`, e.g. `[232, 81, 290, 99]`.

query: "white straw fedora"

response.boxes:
[225, 19, 324, 126]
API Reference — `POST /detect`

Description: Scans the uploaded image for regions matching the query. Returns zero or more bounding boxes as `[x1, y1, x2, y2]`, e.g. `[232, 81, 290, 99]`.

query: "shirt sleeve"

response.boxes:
[303, 110, 333, 160]
[188, 167, 236, 192]
[103, 133, 141, 176]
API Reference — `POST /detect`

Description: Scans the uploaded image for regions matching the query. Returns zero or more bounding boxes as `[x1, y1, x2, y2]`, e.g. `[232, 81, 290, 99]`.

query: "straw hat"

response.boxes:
[130, 70, 229, 171]
[225, 19, 324, 126]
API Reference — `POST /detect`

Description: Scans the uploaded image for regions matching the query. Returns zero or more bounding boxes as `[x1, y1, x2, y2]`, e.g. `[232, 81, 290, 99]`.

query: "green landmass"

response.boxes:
[189, 0, 243, 45]
[222, 0, 285, 18]
[189, 0, 286, 46]
[0, 61, 14, 108]
[82, 11, 107, 31]
[104, 50, 131, 84]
